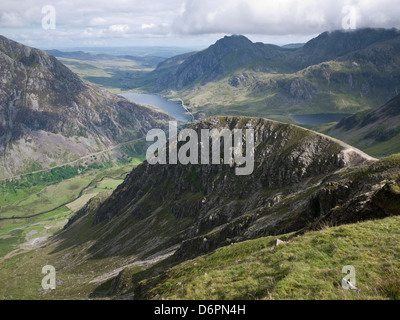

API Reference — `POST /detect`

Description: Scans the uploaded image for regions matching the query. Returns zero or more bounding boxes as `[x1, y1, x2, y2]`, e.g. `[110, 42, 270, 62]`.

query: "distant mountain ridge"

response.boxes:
[281, 43, 305, 49]
[154, 35, 295, 89]
[293, 28, 400, 68]
[149, 28, 400, 91]
[46, 49, 165, 68]
[329, 94, 400, 157]
[134, 28, 400, 121]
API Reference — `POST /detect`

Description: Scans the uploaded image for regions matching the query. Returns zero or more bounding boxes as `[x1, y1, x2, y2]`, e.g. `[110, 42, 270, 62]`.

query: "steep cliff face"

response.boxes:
[0, 35, 170, 178]
[94, 117, 370, 224]
[61, 117, 377, 264]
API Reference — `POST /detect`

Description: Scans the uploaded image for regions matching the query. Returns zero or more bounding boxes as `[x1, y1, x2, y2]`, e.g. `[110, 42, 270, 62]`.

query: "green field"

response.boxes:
[0, 157, 143, 259]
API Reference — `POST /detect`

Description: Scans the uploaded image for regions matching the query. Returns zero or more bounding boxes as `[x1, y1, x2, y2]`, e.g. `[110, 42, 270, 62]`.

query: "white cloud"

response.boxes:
[109, 24, 129, 33]
[88, 17, 108, 27]
[0, 12, 27, 27]
[0, 0, 399, 47]
[142, 23, 156, 30]
[172, 0, 400, 35]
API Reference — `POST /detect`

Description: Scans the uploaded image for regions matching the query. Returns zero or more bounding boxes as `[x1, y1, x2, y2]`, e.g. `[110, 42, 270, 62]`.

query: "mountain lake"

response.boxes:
[291, 113, 352, 126]
[120, 93, 193, 123]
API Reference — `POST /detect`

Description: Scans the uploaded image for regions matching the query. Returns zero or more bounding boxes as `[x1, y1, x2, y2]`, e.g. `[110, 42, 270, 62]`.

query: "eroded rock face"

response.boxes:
[75, 116, 375, 261]
[0, 35, 170, 178]
[308, 180, 400, 228]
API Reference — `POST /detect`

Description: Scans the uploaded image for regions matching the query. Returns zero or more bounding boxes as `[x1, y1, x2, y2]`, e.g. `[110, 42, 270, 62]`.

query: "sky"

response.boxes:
[0, 0, 400, 50]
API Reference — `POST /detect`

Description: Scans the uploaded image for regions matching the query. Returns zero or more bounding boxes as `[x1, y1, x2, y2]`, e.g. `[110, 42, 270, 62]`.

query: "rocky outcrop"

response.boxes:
[60, 116, 376, 263]
[229, 73, 250, 87]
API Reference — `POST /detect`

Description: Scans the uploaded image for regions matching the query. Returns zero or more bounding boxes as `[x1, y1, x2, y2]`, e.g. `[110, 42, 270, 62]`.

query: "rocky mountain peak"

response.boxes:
[214, 34, 253, 48]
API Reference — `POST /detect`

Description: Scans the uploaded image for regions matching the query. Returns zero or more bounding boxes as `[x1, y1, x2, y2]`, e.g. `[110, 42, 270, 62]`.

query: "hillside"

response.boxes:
[328, 94, 400, 157]
[1, 117, 400, 300]
[73, 117, 373, 262]
[293, 28, 400, 68]
[0, 35, 170, 179]
[123, 215, 400, 300]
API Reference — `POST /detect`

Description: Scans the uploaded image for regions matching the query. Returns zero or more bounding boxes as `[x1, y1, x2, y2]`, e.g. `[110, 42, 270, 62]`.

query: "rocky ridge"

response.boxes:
[61, 117, 381, 264]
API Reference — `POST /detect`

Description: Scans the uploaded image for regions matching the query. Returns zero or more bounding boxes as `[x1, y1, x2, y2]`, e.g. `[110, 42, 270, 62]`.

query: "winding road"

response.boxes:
[0, 137, 144, 183]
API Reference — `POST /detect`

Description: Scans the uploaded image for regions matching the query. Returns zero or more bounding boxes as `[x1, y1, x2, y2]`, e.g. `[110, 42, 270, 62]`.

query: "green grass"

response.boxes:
[136, 216, 400, 300]
[362, 134, 400, 158]
[0, 183, 398, 299]
[166, 60, 387, 121]
[0, 206, 72, 258]
[0, 228, 25, 257]
[0, 175, 93, 219]
[0, 155, 144, 259]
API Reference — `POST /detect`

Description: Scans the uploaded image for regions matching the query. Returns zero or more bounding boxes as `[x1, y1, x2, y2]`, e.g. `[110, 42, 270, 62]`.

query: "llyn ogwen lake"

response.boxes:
[120, 93, 193, 123]
[291, 113, 352, 126]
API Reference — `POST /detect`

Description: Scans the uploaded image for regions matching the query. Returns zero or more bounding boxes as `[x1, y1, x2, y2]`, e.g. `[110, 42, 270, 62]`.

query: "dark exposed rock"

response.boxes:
[229, 73, 250, 87]
[79, 116, 376, 262]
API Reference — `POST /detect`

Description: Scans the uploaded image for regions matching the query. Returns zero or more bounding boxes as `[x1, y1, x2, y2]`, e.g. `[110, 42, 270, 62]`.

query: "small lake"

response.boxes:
[291, 113, 352, 126]
[120, 93, 192, 123]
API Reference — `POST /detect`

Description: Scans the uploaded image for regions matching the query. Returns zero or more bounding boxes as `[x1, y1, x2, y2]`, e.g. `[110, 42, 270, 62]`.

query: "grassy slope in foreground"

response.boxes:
[133, 215, 399, 300]
[0, 215, 398, 300]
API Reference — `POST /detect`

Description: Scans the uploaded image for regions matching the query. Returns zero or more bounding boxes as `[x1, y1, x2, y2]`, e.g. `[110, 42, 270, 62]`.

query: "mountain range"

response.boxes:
[0, 35, 170, 179]
[129, 28, 400, 122]
[0, 29, 399, 300]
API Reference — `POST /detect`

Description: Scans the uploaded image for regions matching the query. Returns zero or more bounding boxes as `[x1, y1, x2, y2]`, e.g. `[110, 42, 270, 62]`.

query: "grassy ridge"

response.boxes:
[0, 154, 399, 299]
[134, 216, 400, 300]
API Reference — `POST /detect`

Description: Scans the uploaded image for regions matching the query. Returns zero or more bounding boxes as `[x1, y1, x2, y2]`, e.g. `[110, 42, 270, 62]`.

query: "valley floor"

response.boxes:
[0, 157, 143, 258]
